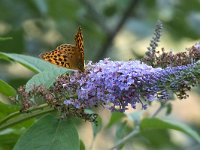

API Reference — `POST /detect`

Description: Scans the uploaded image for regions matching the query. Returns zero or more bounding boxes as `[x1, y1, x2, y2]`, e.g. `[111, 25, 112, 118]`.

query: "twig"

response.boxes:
[110, 125, 140, 150]
[0, 103, 49, 126]
[151, 102, 167, 117]
[0, 104, 54, 131]
[110, 101, 168, 149]
[94, 0, 139, 61]
[0, 111, 20, 126]
[79, 0, 110, 33]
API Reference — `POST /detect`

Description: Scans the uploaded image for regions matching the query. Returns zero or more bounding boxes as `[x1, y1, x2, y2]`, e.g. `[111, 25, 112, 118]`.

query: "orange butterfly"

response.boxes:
[39, 27, 84, 72]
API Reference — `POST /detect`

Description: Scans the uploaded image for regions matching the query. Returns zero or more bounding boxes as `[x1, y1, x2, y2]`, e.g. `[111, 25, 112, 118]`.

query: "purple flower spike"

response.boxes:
[63, 59, 195, 112]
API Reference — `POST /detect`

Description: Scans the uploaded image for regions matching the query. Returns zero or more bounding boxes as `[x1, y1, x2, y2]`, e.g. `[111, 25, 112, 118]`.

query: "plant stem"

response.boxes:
[110, 125, 140, 150]
[151, 102, 167, 117]
[0, 103, 54, 131]
[0, 111, 20, 126]
[94, 0, 139, 61]
[0, 103, 49, 126]
[79, 0, 109, 33]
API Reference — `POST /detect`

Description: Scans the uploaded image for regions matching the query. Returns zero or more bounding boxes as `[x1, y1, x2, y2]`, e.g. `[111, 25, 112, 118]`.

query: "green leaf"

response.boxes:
[84, 109, 102, 138]
[125, 111, 143, 124]
[0, 102, 19, 119]
[26, 67, 71, 91]
[0, 37, 13, 41]
[0, 80, 16, 97]
[0, 52, 74, 91]
[13, 115, 80, 150]
[115, 120, 131, 140]
[0, 52, 68, 73]
[107, 112, 125, 128]
[0, 132, 21, 150]
[141, 118, 200, 143]
[165, 103, 172, 115]
[80, 140, 85, 150]
[0, 104, 53, 131]
[92, 116, 102, 138]
[140, 129, 178, 149]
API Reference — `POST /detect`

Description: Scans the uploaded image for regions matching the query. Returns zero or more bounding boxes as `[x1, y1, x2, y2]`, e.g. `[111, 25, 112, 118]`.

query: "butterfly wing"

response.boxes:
[39, 27, 85, 72]
[74, 27, 84, 72]
[39, 44, 77, 69]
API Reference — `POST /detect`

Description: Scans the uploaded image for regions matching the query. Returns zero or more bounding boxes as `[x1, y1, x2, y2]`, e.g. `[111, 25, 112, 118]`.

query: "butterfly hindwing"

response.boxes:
[39, 27, 85, 71]
[39, 44, 76, 68]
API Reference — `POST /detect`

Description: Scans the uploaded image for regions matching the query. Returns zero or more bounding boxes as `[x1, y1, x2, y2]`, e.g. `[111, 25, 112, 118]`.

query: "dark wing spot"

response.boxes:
[63, 55, 68, 59]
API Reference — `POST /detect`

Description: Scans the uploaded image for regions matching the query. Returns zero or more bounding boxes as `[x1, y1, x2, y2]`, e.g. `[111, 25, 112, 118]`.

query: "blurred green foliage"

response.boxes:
[0, 0, 200, 56]
[0, 0, 200, 85]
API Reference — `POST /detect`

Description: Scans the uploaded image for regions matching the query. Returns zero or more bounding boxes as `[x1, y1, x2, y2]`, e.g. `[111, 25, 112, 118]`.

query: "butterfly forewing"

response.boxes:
[75, 27, 84, 71]
[39, 44, 76, 68]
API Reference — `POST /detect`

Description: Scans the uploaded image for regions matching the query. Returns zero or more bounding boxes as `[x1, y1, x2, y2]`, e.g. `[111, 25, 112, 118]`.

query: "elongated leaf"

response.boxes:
[0, 132, 20, 150]
[125, 111, 143, 124]
[14, 115, 79, 150]
[84, 109, 102, 138]
[80, 140, 85, 150]
[141, 118, 200, 143]
[115, 121, 131, 141]
[92, 116, 102, 138]
[25, 67, 71, 91]
[0, 37, 13, 41]
[0, 102, 19, 118]
[140, 130, 176, 149]
[0, 52, 69, 73]
[107, 112, 125, 128]
[0, 104, 53, 131]
[0, 79, 16, 96]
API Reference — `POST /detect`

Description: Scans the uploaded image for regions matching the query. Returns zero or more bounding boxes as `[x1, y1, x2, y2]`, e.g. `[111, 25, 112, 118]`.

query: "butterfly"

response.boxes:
[39, 27, 84, 72]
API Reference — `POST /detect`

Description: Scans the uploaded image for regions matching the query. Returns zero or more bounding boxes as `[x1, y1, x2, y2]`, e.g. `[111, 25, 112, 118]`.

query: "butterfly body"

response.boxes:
[39, 27, 84, 72]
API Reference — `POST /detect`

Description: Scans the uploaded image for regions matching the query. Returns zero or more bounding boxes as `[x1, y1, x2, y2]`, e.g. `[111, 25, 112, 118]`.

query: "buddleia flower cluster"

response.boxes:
[61, 49, 200, 112]
[15, 22, 200, 121]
